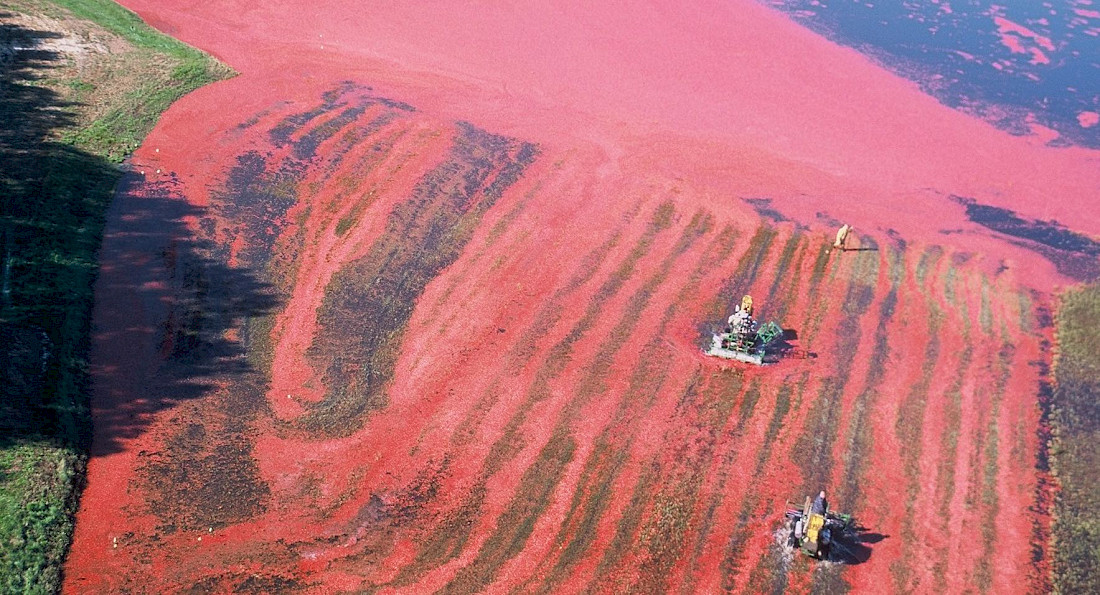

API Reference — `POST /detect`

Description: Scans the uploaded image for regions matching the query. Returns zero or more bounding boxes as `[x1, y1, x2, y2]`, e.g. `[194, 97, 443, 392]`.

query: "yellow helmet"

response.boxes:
[740, 295, 753, 315]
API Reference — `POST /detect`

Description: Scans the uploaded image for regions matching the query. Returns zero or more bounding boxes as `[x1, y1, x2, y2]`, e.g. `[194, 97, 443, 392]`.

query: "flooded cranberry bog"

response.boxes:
[63, 1, 1098, 593]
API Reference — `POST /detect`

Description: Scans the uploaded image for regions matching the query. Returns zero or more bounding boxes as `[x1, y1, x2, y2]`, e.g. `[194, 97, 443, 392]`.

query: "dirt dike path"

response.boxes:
[64, 1, 1096, 593]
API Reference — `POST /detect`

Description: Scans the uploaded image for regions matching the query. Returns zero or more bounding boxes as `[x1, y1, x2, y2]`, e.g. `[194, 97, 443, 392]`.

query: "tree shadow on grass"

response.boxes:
[1, 15, 109, 450]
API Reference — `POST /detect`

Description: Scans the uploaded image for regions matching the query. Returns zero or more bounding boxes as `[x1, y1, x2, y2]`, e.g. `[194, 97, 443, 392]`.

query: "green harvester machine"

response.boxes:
[706, 294, 784, 365]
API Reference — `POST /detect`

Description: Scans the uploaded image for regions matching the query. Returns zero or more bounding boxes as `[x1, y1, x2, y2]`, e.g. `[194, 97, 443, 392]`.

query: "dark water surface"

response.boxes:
[766, 0, 1100, 148]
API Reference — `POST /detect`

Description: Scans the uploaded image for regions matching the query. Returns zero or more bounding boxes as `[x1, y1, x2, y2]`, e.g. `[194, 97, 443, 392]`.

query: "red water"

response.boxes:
[64, 1, 1096, 593]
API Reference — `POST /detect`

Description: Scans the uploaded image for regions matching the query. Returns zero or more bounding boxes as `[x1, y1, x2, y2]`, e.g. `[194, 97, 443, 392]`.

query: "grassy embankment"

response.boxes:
[0, 0, 230, 591]
[1050, 284, 1100, 594]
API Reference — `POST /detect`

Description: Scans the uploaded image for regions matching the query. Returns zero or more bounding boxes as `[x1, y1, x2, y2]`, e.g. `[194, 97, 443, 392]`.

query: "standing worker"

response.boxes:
[833, 224, 852, 252]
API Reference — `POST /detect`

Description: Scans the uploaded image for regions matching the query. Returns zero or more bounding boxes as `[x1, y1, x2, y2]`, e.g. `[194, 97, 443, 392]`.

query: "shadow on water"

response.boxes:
[771, 328, 818, 360]
[87, 172, 282, 458]
[98, 174, 283, 530]
[831, 527, 888, 565]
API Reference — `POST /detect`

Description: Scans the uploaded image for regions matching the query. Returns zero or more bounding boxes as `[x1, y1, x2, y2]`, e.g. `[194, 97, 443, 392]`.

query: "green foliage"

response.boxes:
[0, 443, 77, 595]
[1051, 284, 1100, 595]
[64, 79, 94, 94]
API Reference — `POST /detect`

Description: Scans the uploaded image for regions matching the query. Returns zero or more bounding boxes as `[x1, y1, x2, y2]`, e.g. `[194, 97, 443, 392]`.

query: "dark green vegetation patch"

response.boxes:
[1050, 284, 1100, 594]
